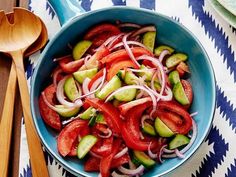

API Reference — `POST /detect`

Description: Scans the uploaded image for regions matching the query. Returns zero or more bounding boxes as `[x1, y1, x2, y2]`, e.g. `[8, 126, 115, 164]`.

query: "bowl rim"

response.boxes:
[30, 6, 216, 177]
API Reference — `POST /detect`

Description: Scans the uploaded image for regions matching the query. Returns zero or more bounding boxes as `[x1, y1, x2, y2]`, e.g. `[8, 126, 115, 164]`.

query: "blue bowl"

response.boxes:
[30, 6, 216, 177]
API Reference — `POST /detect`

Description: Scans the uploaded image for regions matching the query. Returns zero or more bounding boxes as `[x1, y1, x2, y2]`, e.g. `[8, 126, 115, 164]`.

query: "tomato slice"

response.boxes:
[58, 55, 84, 73]
[91, 136, 113, 156]
[39, 84, 61, 130]
[181, 80, 193, 107]
[118, 97, 152, 116]
[100, 47, 153, 64]
[84, 23, 120, 47]
[84, 153, 130, 172]
[176, 62, 190, 77]
[88, 69, 104, 90]
[85, 98, 122, 135]
[100, 139, 122, 177]
[122, 103, 157, 151]
[156, 101, 192, 134]
[107, 59, 139, 80]
[57, 119, 88, 156]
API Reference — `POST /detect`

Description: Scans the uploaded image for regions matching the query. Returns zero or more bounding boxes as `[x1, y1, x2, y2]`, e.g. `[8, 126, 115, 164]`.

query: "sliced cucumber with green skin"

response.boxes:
[116, 70, 126, 80]
[154, 117, 175, 137]
[73, 68, 98, 84]
[146, 81, 161, 92]
[154, 45, 174, 56]
[169, 134, 190, 150]
[142, 122, 156, 136]
[77, 135, 98, 159]
[142, 31, 156, 52]
[88, 116, 96, 126]
[137, 65, 153, 81]
[133, 150, 155, 168]
[80, 107, 97, 120]
[72, 40, 92, 60]
[114, 88, 136, 102]
[124, 71, 139, 85]
[54, 105, 80, 118]
[166, 53, 188, 68]
[64, 76, 80, 101]
[168, 70, 180, 86]
[132, 154, 141, 166]
[173, 81, 190, 105]
[96, 75, 121, 100]
[96, 113, 106, 124]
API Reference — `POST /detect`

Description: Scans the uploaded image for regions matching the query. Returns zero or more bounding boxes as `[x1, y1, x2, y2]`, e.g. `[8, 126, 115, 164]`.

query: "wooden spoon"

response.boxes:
[0, 11, 48, 177]
[0, 8, 49, 177]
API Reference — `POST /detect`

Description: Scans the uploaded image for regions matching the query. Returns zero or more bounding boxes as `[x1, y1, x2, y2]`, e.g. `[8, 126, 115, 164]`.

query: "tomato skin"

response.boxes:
[84, 23, 120, 47]
[118, 97, 152, 116]
[57, 119, 88, 157]
[85, 98, 122, 135]
[156, 101, 192, 134]
[39, 84, 61, 130]
[100, 139, 122, 177]
[181, 80, 193, 107]
[58, 55, 84, 73]
[91, 136, 113, 156]
[107, 59, 139, 80]
[100, 47, 153, 64]
[122, 103, 157, 151]
[176, 62, 190, 77]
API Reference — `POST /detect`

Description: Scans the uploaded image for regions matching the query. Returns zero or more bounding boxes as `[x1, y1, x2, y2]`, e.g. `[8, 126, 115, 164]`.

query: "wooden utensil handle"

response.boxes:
[11, 51, 49, 177]
[0, 63, 17, 177]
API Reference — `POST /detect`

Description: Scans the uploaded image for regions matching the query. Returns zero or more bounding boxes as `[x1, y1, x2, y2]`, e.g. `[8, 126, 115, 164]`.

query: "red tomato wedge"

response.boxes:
[91, 136, 113, 156]
[122, 103, 157, 151]
[85, 98, 122, 135]
[107, 59, 139, 80]
[100, 47, 153, 64]
[118, 97, 152, 116]
[100, 139, 122, 177]
[39, 84, 61, 130]
[156, 101, 192, 134]
[181, 79, 193, 107]
[84, 23, 120, 47]
[58, 55, 84, 73]
[57, 119, 88, 157]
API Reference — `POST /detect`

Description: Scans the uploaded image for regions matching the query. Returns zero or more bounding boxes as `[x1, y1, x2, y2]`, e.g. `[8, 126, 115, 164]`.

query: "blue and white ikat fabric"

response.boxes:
[19, 0, 236, 176]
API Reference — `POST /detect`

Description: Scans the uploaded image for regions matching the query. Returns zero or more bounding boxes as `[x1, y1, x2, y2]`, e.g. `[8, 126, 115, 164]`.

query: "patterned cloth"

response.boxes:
[19, 0, 236, 177]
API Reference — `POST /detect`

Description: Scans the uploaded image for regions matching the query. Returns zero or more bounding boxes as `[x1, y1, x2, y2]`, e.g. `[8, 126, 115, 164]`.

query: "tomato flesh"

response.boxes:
[58, 55, 84, 73]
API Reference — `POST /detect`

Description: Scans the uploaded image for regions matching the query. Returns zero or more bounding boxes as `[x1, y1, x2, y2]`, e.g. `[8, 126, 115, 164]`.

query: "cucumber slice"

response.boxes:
[166, 53, 188, 68]
[72, 40, 92, 60]
[168, 70, 180, 86]
[88, 116, 96, 126]
[146, 81, 161, 92]
[64, 76, 80, 101]
[142, 31, 156, 52]
[154, 45, 174, 56]
[95, 113, 106, 124]
[124, 71, 139, 85]
[77, 135, 98, 159]
[73, 68, 98, 84]
[96, 75, 121, 100]
[169, 134, 190, 150]
[133, 151, 155, 168]
[54, 105, 80, 118]
[137, 65, 153, 81]
[116, 70, 126, 80]
[173, 81, 189, 105]
[80, 107, 97, 120]
[154, 118, 174, 137]
[142, 122, 156, 136]
[114, 88, 136, 102]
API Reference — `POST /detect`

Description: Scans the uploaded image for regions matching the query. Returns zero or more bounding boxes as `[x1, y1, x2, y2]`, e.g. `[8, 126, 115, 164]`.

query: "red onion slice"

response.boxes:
[118, 22, 141, 29]
[190, 112, 198, 117]
[41, 92, 60, 112]
[118, 165, 145, 176]
[82, 78, 91, 95]
[111, 41, 148, 51]
[84, 55, 92, 69]
[122, 33, 140, 67]
[98, 128, 112, 139]
[148, 142, 158, 159]
[111, 171, 129, 177]
[131, 26, 156, 37]
[89, 151, 102, 159]
[114, 147, 128, 159]
[158, 49, 170, 63]
[107, 33, 125, 49]
[52, 68, 63, 87]
[158, 145, 167, 163]
[175, 149, 185, 159]
[141, 115, 152, 128]
[56, 76, 83, 108]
